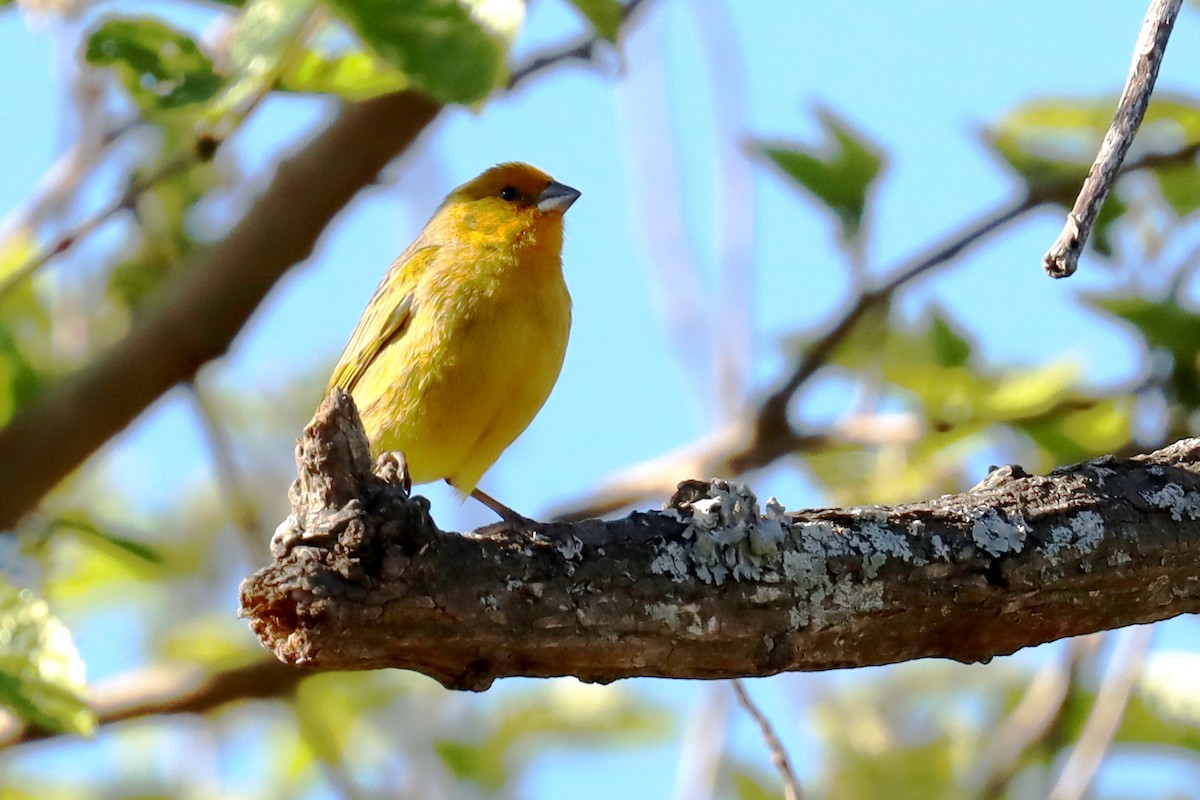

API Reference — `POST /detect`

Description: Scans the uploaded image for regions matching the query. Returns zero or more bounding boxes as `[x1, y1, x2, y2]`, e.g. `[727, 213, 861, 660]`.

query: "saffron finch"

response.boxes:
[327, 163, 580, 523]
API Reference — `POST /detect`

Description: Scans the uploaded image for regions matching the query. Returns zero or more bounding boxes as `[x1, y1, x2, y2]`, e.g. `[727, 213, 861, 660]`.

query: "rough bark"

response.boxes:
[240, 392, 1200, 691]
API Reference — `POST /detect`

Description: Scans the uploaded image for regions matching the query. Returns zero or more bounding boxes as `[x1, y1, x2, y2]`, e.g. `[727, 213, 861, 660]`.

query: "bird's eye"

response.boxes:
[499, 186, 519, 202]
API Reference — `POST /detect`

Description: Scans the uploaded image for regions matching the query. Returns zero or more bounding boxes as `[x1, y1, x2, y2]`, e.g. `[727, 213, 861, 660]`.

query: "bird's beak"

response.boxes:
[536, 181, 581, 213]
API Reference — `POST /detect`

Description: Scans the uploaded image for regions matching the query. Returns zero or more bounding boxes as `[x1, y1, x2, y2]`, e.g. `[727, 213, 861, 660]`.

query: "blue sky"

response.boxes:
[4, 0, 1200, 796]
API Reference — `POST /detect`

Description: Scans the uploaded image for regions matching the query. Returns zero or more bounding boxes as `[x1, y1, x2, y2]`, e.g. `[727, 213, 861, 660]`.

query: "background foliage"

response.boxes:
[3, 0, 1200, 797]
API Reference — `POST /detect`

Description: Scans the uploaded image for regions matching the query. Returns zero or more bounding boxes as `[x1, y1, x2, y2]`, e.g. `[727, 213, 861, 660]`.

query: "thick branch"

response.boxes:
[0, 91, 442, 531]
[240, 393, 1200, 691]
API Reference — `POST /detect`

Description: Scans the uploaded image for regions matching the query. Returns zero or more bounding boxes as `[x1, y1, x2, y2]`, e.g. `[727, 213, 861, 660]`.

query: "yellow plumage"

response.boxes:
[328, 163, 578, 510]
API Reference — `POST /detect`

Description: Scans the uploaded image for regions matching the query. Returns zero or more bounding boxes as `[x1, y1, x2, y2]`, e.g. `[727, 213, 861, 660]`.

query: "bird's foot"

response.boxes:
[375, 451, 412, 494]
[468, 487, 537, 529]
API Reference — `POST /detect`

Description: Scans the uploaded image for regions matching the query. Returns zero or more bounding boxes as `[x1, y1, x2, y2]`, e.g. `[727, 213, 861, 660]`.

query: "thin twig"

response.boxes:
[0, 658, 306, 748]
[731, 680, 803, 800]
[1043, 0, 1183, 278]
[976, 638, 1095, 799]
[508, 0, 653, 89]
[1048, 626, 1155, 800]
[188, 380, 265, 552]
[0, 152, 193, 302]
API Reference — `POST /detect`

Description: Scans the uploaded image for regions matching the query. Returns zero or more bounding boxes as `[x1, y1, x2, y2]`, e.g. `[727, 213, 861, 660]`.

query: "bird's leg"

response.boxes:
[375, 451, 412, 494]
[454, 483, 535, 527]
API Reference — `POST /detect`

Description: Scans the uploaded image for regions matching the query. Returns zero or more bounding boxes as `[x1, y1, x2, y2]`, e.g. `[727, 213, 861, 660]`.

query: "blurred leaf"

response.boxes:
[927, 309, 972, 368]
[982, 362, 1080, 421]
[204, 0, 317, 123]
[280, 49, 407, 99]
[50, 516, 163, 565]
[728, 767, 780, 800]
[758, 108, 884, 247]
[323, 0, 509, 104]
[1132, 650, 1200, 745]
[1016, 397, 1131, 465]
[159, 616, 263, 668]
[1155, 161, 1200, 217]
[1089, 294, 1200, 408]
[0, 581, 94, 736]
[822, 295, 892, 369]
[434, 739, 509, 791]
[85, 18, 225, 113]
[435, 682, 667, 791]
[0, 233, 49, 425]
[565, 0, 622, 41]
[987, 95, 1200, 230]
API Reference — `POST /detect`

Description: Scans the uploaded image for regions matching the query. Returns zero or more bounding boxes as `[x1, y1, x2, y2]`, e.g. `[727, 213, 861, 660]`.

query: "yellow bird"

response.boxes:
[327, 163, 580, 523]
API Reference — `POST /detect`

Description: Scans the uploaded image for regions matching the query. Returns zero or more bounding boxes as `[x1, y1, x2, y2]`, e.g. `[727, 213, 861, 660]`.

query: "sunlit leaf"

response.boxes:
[1015, 397, 1131, 465]
[565, 0, 622, 41]
[280, 49, 407, 100]
[758, 108, 884, 247]
[204, 0, 317, 123]
[159, 616, 264, 668]
[982, 362, 1080, 421]
[0, 581, 94, 736]
[85, 18, 225, 113]
[323, 0, 509, 104]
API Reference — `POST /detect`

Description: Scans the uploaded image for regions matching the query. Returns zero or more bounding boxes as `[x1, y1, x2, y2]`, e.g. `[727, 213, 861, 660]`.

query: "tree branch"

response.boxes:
[0, 658, 307, 748]
[239, 392, 1200, 691]
[1043, 0, 1183, 278]
[0, 90, 442, 531]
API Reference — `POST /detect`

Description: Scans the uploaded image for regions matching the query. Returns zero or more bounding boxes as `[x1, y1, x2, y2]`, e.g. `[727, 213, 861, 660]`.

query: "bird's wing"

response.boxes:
[327, 245, 439, 394]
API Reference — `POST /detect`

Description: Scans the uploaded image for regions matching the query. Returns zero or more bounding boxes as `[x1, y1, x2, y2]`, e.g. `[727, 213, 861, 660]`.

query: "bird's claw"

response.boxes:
[376, 451, 412, 494]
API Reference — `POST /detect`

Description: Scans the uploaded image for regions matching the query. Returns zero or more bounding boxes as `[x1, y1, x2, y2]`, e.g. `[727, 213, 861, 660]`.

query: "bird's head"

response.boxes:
[434, 163, 580, 253]
[449, 162, 580, 216]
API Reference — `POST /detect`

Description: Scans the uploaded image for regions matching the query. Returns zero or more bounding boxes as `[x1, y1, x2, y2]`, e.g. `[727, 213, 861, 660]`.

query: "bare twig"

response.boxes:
[1048, 626, 1155, 800]
[0, 153, 193, 302]
[1043, 0, 1183, 278]
[188, 380, 265, 551]
[508, 0, 653, 89]
[731, 680, 802, 800]
[976, 638, 1096, 799]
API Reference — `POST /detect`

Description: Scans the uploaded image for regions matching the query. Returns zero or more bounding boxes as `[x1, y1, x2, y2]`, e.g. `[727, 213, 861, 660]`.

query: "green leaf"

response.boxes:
[322, 0, 510, 104]
[280, 49, 407, 100]
[1015, 397, 1130, 465]
[0, 581, 94, 736]
[203, 0, 318, 123]
[51, 517, 163, 566]
[758, 108, 884, 247]
[85, 18, 225, 113]
[1155, 161, 1200, 217]
[434, 739, 508, 791]
[1088, 294, 1200, 408]
[565, 0, 622, 41]
[927, 309, 972, 368]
